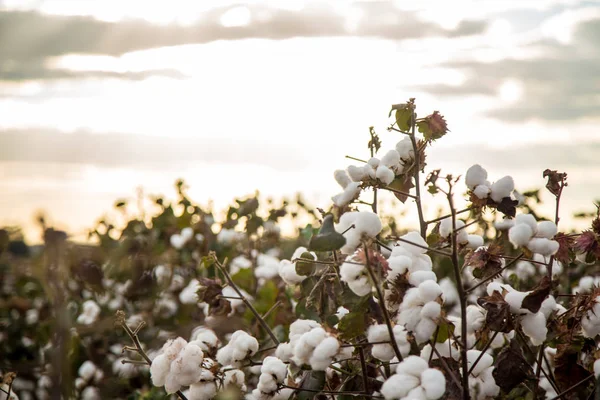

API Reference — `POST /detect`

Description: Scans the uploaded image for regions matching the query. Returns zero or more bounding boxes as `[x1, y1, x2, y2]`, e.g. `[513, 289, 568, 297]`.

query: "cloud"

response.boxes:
[0, 129, 307, 171]
[0, 4, 487, 81]
[414, 17, 600, 121]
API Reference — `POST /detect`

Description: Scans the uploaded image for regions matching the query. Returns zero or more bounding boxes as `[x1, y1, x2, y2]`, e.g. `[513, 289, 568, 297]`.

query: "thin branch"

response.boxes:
[468, 330, 500, 375]
[380, 186, 419, 200]
[345, 155, 368, 164]
[363, 243, 404, 362]
[358, 346, 370, 394]
[386, 235, 452, 257]
[549, 375, 594, 400]
[426, 207, 474, 225]
[211, 252, 280, 345]
[280, 385, 383, 398]
[465, 253, 525, 294]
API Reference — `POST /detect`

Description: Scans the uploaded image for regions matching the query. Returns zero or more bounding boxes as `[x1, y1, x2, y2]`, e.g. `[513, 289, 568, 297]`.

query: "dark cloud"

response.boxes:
[0, 4, 487, 81]
[0, 129, 306, 171]
[415, 18, 600, 121]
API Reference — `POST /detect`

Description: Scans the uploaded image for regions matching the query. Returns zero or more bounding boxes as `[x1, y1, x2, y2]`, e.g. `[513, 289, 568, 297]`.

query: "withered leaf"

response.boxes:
[477, 291, 514, 333]
[494, 196, 519, 218]
[492, 340, 534, 393]
[388, 176, 415, 203]
[465, 243, 504, 281]
[554, 346, 592, 397]
[543, 169, 568, 197]
[554, 232, 574, 264]
[521, 275, 552, 313]
[197, 277, 223, 304]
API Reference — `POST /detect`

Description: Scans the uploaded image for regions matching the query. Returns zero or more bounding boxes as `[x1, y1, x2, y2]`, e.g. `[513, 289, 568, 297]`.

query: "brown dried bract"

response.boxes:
[477, 290, 514, 333]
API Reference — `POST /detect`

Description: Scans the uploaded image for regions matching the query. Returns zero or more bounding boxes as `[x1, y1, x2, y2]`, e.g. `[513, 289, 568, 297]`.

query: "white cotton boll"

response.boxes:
[505, 290, 528, 313]
[372, 344, 395, 361]
[514, 261, 536, 281]
[594, 360, 600, 378]
[396, 137, 414, 160]
[279, 260, 306, 285]
[376, 165, 395, 185]
[466, 306, 486, 333]
[467, 350, 494, 377]
[340, 260, 365, 282]
[257, 373, 278, 394]
[420, 301, 441, 319]
[224, 369, 246, 391]
[347, 165, 367, 182]
[516, 214, 538, 234]
[332, 182, 362, 207]
[415, 318, 438, 343]
[179, 279, 200, 304]
[380, 373, 420, 399]
[355, 212, 383, 238]
[368, 324, 390, 342]
[290, 319, 321, 337]
[537, 221, 558, 239]
[181, 227, 194, 241]
[398, 231, 428, 256]
[387, 255, 412, 282]
[467, 235, 484, 249]
[495, 218, 515, 230]
[78, 361, 98, 381]
[381, 149, 401, 168]
[473, 184, 491, 199]
[230, 256, 252, 275]
[171, 344, 204, 386]
[391, 245, 411, 258]
[439, 218, 467, 242]
[150, 354, 170, 387]
[420, 369, 446, 399]
[411, 254, 433, 272]
[170, 233, 186, 249]
[364, 163, 377, 179]
[539, 296, 557, 318]
[409, 271, 437, 286]
[490, 176, 514, 202]
[261, 356, 287, 382]
[190, 328, 219, 352]
[521, 313, 547, 346]
[189, 381, 217, 400]
[486, 281, 510, 296]
[77, 300, 101, 325]
[418, 281, 443, 303]
[509, 224, 534, 247]
[405, 386, 427, 400]
[465, 165, 488, 190]
[368, 157, 380, 168]
[527, 238, 560, 256]
[164, 372, 182, 394]
[397, 356, 429, 377]
[81, 387, 100, 400]
[334, 170, 351, 189]
[275, 343, 294, 362]
[439, 278, 459, 305]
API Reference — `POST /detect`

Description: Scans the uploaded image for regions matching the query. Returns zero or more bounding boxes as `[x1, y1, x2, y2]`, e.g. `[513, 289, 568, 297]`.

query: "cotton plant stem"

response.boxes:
[358, 346, 370, 393]
[467, 330, 500, 375]
[426, 207, 473, 225]
[408, 113, 427, 239]
[386, 235, 451, 257]
[362, 243, 404, 362]
[211, 252, 280, 345]
[447, 187, 470, 400]
[116, 312, 188, 400]
[381, 186, 419, 200]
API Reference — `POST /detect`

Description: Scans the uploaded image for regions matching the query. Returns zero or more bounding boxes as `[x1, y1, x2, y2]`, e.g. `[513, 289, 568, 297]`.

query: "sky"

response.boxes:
[0, 0, 599, 242]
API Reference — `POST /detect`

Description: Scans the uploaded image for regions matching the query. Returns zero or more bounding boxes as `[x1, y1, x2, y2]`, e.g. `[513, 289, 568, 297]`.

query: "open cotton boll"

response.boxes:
[309, 337, 340, 370]
[332, 182, 361, 208]
[465, 165, 488, 190]
[336, 212, 382, 254]
[364, 163, 377, 179]
[537, 221, 558, 239]
[516, 214, 538, 234]
[216, 331, 259, 367]
[347, 165, 367, 182]
[381, 149, 401, 168]
[188, 381, 217, 400]
[581, 297, 600, 338]
[223, 369, 246, 391]
[368, 157, 380, 168]
[466, 350, 500, 399]
[508, 224, 534, 247]
[527, 238, 559, 256]
[340, 256, 371, 296]
[521, 312, 547, 345]
[439, 218, 469, 244]
[398, 232, 428, 256]
[179, 279, 201, 304]
[376, 165, 395, 185]
[396, 137, 414, 160]
[573, 276, 600, 294]
[594, 360, 600, 378]
[418, 280, 443, 303]
[439, 278, 459, 305]
[494, 218, 515, 230]
[409, 271, 437, 286]
[171, 343, 204, 386]
[380, 373, 420, 399]
[334, 170, 351, 189]
[367, 324, 411, 361]
[387, 255, 412, 282]
[189, 328, 219, 352]
[490, 176, 514, 202]
[77, 300, 101, 325]
[473, 184, 491, 199]
[420, 369, 446, 399]
[467, 235, 484, 249]
[255, 253, 281, 281]
[279, 260, 306, 285]
[261, 357, 287, 383]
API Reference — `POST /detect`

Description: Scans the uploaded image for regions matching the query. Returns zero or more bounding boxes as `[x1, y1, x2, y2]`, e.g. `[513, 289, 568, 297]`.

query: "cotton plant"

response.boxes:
[216, 331, 260, 368]
[438, 217, 484, 249]
[466, 350, 500, 399]
[380, 356, 446, 400]
[278, 246, 317, 285]
[387, 231, 436, 287]
[367, 324, 411, 361]
[251, 356, 288, 400]
[76, 300, 101, 325]
[339, 252, 372, 296]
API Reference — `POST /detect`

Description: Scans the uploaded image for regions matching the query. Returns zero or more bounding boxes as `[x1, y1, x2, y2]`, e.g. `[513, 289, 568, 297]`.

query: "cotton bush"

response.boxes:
[3, 99, 600, 400]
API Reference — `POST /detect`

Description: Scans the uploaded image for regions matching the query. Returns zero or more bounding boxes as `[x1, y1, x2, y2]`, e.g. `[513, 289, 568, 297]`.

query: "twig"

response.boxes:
[345, 155, 368, 164]
[465, 253, 525, 294]
[408, 112, 427, 239]
[386, 235, 451, 257]
[426, 207, 473, 225]
[381, 186, 419, 200]
[211, 252, 280, 345]
[363, 243, 404, 362]
[115, 311, 188, 400]
[446, 184, 470, 400]
[468, 330, 500, 375]
[358, 346, 370, 394]
[280, 385, 384, 398]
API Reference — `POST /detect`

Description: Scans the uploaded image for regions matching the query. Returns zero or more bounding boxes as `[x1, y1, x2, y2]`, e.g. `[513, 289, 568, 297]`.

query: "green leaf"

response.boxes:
[435, 320, 455, 343]
[231, 268, 254, 293]
[395, 107, 413, 131]
[388, 177, 414, 203]
[427, 184, 438, 195]
[337, 312, 367, 340]
[295, 252, 316, 276]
